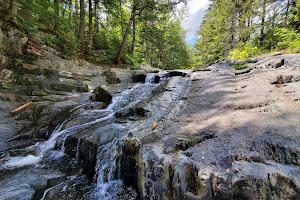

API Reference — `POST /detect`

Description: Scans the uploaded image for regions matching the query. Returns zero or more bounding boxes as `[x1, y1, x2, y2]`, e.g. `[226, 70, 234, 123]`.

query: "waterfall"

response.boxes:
[1, 76, 163, 199]
[93, 139, 124, 200]
[3, 122, 66, 168]
[145, 74, 159, 83]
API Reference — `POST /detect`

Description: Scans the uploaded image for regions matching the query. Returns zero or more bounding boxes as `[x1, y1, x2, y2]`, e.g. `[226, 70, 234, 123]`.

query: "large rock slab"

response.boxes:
[0, 168, 66, 200]
[132, 55, 300, 200]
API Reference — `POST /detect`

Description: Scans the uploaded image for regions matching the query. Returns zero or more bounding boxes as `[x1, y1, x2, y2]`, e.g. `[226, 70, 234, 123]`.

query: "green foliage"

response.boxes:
[13, 0, 191, 69]
[275, 28, 300, 53]
[195, 0, 234, 65]
[1, 83, 8, 89]
[234, 63, 249, 70]
[139, 16, 191, 69]
[122, 53, 138, 67]
[229, 42, 260, 60]
[194, 0, 299, 65]
[17, 0, 54, 33]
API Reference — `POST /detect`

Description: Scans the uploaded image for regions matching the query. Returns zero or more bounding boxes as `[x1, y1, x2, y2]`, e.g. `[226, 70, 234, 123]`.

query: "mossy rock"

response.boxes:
[91, 86, 112, 105]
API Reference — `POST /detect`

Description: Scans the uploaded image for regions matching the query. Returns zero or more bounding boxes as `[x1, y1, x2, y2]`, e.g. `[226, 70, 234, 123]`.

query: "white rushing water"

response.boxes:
[3, 83, 153, 168]
[145, 74, 158, 83]
[94, 139, 124, 200]
[2, 80, 161, 199]
[3, 122, 65, 168]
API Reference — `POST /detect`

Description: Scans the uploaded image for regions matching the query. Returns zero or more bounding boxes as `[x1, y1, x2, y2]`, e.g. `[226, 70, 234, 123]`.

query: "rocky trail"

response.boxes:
[0, 52, 300, 200]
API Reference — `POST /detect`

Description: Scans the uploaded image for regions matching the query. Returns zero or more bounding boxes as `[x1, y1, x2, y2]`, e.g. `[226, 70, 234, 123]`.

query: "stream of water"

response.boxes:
[0, 72, 190, 199]
[1, 76, 165, 199]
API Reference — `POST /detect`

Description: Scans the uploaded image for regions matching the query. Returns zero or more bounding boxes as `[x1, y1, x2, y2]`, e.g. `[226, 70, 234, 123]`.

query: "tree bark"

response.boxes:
[69, 0, 72, 25]
[75, 0, 79, 20]
[260, 0, 266, 42]
[285, 0, 290, 25]
[7, 0, 17, 21]
[145, 38, 149, 60]
[94, 0, 99, 32]
[120, 0, 124, 34]
[63, 1, 68, 17]
[88, 0, 93, 47]
[79, 0, 85, 44]
[291, 0, 300, 31]
[131, 14, 136, 56]
[54, 0, 59, 33]
[115, 5, 137, 64]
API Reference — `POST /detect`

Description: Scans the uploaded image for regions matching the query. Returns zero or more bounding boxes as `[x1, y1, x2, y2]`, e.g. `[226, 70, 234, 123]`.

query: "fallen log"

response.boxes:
[10, 101, 32, 113]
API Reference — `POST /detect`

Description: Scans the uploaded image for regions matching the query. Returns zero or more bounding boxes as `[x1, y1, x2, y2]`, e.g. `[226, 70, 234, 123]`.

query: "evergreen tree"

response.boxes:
[195, 0, 299, 65]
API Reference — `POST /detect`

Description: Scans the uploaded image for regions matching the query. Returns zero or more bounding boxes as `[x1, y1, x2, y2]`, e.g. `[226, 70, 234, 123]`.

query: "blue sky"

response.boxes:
[182, 0, 210, 45]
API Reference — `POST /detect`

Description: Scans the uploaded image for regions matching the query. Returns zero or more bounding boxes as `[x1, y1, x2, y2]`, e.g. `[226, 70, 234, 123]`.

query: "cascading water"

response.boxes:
[2, 82, 160, 170]
[3, 122, 66, 168]
[145, 74, 159, 83]
[2, 71, 190, 198]
[92, 139, 124, 199]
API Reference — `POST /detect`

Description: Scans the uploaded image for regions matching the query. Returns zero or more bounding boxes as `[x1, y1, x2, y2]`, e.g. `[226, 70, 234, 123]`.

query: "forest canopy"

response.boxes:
[0, 0, 192, 69]
[1, 0, 299, 69]
[194, 0, 300, 66]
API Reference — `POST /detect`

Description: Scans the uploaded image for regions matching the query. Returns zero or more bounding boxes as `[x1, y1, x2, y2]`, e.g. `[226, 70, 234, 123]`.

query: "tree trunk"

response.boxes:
[145, 38, 149, 60]
[291, 0, 300, 31]
[54, 0, 59, 33]
[88, 0, 93, 47]
[260, 0, 266, 42]
[7, 0, 17, 21]
[94, 0, 99, 32]
[63, 2, 68, 17]
[69, 0, 72, 25]
[230, 6, 237, 49]
[79, 0, 85, 44]
[115, 5, 137, 64]
[247, 16, 251, 42]
[285, 0, 290, 25]
[120, 0, 124, 35]
[75, 0, 79, 20]
[131, 14, 136, 56]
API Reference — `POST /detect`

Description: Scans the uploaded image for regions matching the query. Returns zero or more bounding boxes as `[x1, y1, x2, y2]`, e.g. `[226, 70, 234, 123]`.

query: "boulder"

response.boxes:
[0, 68, 13, 83]
[106, 68, 134, 84]
[132, 74, 146, 83]
[0, 169, 66, 200]
[2, 25, 28, 55]
[91, 86, 112, 105]
[271, 58, 284, 68]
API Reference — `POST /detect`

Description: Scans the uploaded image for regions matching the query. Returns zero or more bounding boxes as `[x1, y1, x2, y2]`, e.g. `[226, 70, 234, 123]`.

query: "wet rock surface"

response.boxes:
[0, 168, 66, 200]
[91, 86, 112, 105]
[0, 53, 300, 199]
[133, 54, 300, 200]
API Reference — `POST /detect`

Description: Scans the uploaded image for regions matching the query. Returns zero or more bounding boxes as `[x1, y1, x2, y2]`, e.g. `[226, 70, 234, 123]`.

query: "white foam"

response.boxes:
[3, 123, 65, 168]
[145, 74, 157, 83]
[4, 155, 41, 167]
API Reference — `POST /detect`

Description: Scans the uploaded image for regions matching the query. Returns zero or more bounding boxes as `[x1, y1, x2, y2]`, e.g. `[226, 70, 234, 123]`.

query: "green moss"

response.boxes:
[129, 65, 139, 70]
[1, 83, 8, 89]
[234, 63, 249, 70]
[101, 71, 108, 77]
[173, 149, 182, 157]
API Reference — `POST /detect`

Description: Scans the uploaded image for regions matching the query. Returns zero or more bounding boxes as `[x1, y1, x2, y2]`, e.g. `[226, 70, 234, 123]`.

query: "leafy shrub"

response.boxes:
[96, 50, 108, 63]
[122, 53, 138, 67]
[229, 42, 260, 60]
[56, 32, 80, 59]
[275, 28, 300, 53]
